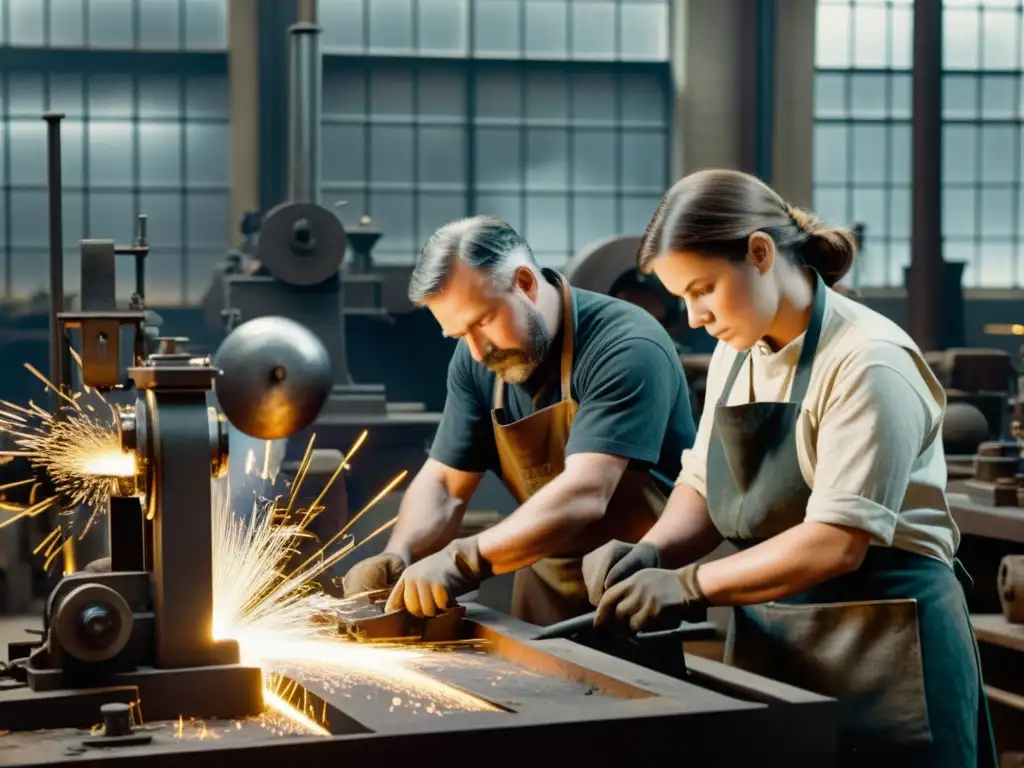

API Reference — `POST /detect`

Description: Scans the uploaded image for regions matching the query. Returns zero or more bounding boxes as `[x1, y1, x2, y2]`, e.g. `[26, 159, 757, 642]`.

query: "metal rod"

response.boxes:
[287, 23, 323, 204]
[44, 112, 66, 409]
[134, 214, 148, 304]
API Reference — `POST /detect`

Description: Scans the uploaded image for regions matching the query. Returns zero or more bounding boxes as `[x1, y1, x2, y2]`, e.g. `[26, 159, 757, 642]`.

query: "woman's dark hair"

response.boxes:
[637, 169, 858, 287]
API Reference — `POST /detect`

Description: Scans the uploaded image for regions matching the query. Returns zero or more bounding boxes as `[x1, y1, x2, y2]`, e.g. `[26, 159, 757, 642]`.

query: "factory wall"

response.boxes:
[0, 0, 232, 306]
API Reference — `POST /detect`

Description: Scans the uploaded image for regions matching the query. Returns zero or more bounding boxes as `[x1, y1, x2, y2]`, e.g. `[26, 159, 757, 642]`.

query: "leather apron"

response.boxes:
[491, 273, 667, 627]
[705, 271, 997, 767]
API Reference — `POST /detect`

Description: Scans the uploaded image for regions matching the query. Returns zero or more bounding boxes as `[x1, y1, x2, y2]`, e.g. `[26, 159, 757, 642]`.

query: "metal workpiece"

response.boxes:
[214, 315, 333, 440]
[1, 605, 838, 767]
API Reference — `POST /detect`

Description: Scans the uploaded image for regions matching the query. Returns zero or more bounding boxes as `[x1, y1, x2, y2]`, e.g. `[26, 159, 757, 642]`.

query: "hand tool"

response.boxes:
[530, 609, 717, 642]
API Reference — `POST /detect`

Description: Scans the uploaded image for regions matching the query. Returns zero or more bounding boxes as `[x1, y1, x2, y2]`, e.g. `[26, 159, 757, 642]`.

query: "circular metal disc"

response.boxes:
[563, 235, 644, 294]
[256, 202, 347, 286]
[214, 315, 333, 440]
[54, 583, 133, 663]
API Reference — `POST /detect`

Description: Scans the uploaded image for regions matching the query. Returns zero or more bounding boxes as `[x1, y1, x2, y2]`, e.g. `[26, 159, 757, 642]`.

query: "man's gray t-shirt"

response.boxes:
[429, 275, 697, 488]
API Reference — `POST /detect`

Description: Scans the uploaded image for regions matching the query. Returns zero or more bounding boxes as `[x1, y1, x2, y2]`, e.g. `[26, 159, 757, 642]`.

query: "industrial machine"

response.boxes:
[0, 108, 336, 728]
[198, 23, 444, 585]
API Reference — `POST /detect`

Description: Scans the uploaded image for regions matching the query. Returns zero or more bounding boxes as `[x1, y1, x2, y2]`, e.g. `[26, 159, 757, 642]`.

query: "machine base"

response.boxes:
[3, 663, 264, 730]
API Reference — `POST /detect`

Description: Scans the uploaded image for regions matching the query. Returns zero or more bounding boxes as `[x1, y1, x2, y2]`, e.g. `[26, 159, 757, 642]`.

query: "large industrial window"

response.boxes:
[941, 0, 1024, 288]
[319, 0, 672, 268]
[0, 0, 229, 305]
[812, 0, 913, 289]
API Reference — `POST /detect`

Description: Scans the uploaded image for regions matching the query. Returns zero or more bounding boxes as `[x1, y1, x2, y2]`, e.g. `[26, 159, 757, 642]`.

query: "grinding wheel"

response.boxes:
[53, 583, 133, 663]
[214, 315, 333, 440]
[564, 235, 643, 295]
[564, 235, 682, 327]
[256, 201, 347, 286]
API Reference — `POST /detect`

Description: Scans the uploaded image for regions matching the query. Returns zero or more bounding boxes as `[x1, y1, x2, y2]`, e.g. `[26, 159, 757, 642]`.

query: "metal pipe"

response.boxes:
[44, 112, 66, 407]
[287, 23, 323, 204]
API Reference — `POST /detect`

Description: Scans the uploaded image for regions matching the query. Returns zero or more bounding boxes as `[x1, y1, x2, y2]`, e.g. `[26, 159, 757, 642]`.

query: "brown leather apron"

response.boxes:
[490, 274, 666, 627]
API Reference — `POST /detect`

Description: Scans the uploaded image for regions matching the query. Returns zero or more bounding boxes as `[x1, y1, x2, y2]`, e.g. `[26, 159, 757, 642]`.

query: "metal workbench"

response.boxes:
[0, 605, 836, 767]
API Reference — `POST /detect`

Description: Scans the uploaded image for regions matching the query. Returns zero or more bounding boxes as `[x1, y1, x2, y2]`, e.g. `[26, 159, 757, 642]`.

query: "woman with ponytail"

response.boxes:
[582, 169, 996, 767]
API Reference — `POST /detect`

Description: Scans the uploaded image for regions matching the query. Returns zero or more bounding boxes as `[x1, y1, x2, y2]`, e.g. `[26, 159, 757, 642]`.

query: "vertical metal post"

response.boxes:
[44, 112, 66, 405]
[908, 0, 944, 351]
[288, 23, 323, 204]
[257, 0, 298, 213]
[754, 0, 776, 184]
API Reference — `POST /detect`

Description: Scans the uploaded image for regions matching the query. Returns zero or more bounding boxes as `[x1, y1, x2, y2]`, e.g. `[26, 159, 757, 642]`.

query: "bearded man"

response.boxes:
[340, 216, 697, 626]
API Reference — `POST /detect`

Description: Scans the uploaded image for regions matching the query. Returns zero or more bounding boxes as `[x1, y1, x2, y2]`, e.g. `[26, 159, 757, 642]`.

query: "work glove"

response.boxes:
[384, 537, 492, 618]
[595, 564, 709, 633]
[341, 551, 408, 598]
[582, 540, 660, 606]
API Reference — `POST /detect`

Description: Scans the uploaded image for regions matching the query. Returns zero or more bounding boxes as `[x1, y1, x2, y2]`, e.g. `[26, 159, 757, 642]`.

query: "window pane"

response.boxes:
[944, 9, 981, 70]
[571, 1, 616, 60]
[418, 0, 468, 56]
[944, 74, 978, 120]
[943, 125, 978, 184]
[813, 124, 849, 185]
[525, 1, 568, 59]
[814, 72, 848, 119]
[981, 8, 1018, 70]
[943, 187, 977, 239]
[852, 6, 888, 68]
[816, 4, 852, 68]
[475, 0, 521, 57]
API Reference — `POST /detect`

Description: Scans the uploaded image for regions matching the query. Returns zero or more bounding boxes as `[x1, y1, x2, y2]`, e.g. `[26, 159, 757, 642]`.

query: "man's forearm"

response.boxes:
[642, 483, 723, 569]
[476, 475, 608, 575]
[385, 473, 466, 563]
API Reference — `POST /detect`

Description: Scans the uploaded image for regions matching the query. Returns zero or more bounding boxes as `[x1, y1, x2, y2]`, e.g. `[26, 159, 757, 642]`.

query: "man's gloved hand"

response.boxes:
[384, 537, 492, 618]
[582, 540, 660, 606]
[594, 563, 708, 633]
[341, 552, 408, 598]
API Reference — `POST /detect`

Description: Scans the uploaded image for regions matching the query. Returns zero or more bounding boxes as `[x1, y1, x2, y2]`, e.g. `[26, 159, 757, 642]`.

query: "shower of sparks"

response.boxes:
[0, 353, 135, 550]
[0, 353, 499, 735]
[212, 431, 500, 734]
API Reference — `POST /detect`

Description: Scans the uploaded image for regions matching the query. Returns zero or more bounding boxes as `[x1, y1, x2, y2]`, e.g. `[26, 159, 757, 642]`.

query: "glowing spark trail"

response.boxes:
[0, 355, 134, 552]
[212, 431, 499, 733]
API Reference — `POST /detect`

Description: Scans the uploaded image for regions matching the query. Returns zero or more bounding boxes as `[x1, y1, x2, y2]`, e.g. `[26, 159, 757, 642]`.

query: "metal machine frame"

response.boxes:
[0, 110, 264, 728]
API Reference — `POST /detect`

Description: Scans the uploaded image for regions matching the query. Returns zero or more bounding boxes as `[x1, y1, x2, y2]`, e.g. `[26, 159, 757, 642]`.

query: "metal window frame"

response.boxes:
[262, 0, 673, 269]
[813, 0, 912, 289]
[0, 0, 229, 305]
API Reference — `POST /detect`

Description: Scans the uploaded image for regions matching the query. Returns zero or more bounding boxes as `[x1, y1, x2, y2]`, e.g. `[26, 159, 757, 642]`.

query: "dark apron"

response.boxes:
[491, 273, 666, 627]
[705, 271, 997, 767]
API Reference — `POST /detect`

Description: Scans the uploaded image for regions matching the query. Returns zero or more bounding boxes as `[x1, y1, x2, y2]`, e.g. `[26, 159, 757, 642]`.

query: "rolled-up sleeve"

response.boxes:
[804, 348, 938, 545]
[676, 343, 731, 499]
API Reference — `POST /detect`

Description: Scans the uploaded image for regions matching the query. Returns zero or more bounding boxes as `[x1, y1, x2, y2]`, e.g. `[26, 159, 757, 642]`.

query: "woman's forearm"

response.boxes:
[643, 483, 724, 569]
[696, 521, 870, 605]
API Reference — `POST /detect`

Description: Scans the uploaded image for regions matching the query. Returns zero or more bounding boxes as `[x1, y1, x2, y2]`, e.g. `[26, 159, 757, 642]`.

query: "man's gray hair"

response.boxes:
[407, 216, 536, 304]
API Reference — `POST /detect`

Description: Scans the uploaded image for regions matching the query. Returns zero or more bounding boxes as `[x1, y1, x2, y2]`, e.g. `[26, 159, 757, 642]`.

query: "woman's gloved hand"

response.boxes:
[581, 539, 660, 606]
[341, 551, 408, 598]
[384, 537, 492, 617]
[595, 564, 709, 633]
